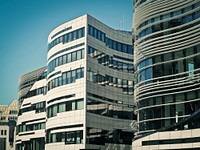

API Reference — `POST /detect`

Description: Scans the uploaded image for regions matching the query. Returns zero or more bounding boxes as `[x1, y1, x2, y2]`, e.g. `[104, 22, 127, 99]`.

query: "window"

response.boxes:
[48, 68, 84, 90]
[35, 101, 45, 113]
[88, 25, 132, 54]
[47, 99, 84, 118]
[63, 55, 67, 64]
[62, 73, 67, 85]
[77, 100, 84, 110]
[71, 70, 76, 82]
[47, 130, 83, 144]
[72, 51, 76, 62]
[66, 101, 72, 111]
[66, 71, 71, 84]
[67, 53, 71, 63]
[77, 50, 82, 60]
[58, 57, 63, 66]
[53, 105, 57, 117]
[68, 33, 72, 42]
[59, 103, 66, 113]
[76, 68, 81, 78]
[66, 132, 75, 144]
[72, 101, 77, 110]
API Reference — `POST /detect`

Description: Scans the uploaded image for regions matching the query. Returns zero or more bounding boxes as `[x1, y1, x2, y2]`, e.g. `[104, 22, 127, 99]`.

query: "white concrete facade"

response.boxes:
[16, 67, 46, 150]
[15, 14, 134, 150]
[46, 14, 135, 150]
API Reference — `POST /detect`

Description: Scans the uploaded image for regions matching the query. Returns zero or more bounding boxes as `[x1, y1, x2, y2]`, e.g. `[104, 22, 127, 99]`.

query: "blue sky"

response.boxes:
[0, 0, 133, 105]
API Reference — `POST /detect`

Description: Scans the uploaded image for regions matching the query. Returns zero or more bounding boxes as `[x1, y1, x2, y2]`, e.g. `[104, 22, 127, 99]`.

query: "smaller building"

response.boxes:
[16, 67, 46, 150]
[0, 100, 19, 150]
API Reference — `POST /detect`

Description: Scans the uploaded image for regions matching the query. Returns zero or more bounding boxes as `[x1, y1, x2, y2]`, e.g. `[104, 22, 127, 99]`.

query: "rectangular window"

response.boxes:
[81, 68, 84, 77]
[41, 123, 45, 129]
[72, 101, 76, 110]
[77, 29, 82, 38]
[63, 55, 67, 64]
[94, 28, 97, 38]
[62, 73, 67, 85]
[66, 101, 72, 111]
[117, 42, 122, 51]
[58, 57, 63, 66]
[77, 50, 82, 60]
[66, 71, 71, 84]
[73, 31, 76, 40]
[77, 100, 84, 110]
[71, 70, 76, 82]
[128, 46, 132, 54]
[64, 34, 68, 43]
[68, 33, 72, 42]
[72, 51, 77, 62]
[82, 49, 84, 58]
[113, 41, 116, 50]
[55, 58, 59, 67]
[123, 44, 127, 53]
[58, 76, 62, 86]
[81, 28, 85, 37]
[53, 105, 57, 117]
[66, 132, 75, 144]
[109, 39, 112, 48]
[59, 103, 66, 113]
[55, 78, 58, 87]
[67, 53, 71, 63]
[89, 26, 93, 36]
[97, 30, 101, 40]
[76, 68, 81, 78]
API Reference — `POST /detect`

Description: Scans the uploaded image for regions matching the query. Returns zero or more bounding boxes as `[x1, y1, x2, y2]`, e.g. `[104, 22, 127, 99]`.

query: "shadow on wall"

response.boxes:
[105, 143, 132, 150]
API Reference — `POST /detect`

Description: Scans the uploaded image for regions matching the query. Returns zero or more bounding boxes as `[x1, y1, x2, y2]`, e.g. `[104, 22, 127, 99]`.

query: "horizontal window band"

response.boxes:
[47, 94, 75, 104]
[47, 124, 83, 132]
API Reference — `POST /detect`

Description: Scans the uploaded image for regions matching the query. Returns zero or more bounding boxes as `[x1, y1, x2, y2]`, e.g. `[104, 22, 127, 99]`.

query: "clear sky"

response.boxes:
[0, 0, 133, 105]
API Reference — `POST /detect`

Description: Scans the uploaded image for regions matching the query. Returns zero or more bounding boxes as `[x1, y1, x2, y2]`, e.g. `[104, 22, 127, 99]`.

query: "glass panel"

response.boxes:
[71, 70, 76, 82]
[164, 53, 172, 61]
[77, 50, 81, 60]
[63, 55, 67, 64]
[77, 100, 84, 110]
[66, 101, 72, 111]
[68, 33, 72, 42]
[59, 57, 63, 66]
[67, 53, 71, 63]
[62, 72, 67, 85]
[72, 51, 77, 61]
[66, 71, 71, 84]
[76, 68, 81, 78]
[59, 103, 66, 113]
[53, 105, 57, 117]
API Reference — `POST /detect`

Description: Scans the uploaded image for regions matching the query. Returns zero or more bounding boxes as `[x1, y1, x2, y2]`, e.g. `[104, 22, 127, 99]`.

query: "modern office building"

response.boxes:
[132, 0, 200, 149]
[16, 67, 47, 150]
[0, 100, 19, 150]
[15, 14, 135, 150]
[46, 14, 135, 150]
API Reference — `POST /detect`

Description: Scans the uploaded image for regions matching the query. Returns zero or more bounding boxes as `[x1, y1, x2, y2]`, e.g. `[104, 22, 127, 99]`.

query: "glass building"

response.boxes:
[132, 0, 200, 149]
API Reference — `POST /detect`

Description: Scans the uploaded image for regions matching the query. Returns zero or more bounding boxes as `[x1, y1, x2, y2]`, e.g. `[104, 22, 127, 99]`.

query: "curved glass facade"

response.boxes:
[133, 0, 200, 136]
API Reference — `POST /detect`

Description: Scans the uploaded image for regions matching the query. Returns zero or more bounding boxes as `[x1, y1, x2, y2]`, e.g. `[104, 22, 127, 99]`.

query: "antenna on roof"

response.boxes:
[119, 12, 125, 30]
